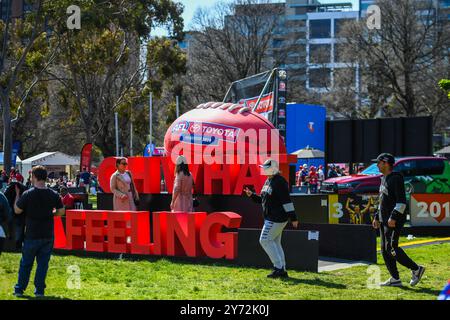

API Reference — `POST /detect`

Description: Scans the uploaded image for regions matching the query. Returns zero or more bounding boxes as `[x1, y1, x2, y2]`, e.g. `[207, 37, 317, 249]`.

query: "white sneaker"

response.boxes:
[380, 277, 403, 287]
[410, 266, 425, 286]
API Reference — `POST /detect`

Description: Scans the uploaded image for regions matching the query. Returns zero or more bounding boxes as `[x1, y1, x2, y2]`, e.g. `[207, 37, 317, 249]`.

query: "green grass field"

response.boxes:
[1, 242, 448, 300]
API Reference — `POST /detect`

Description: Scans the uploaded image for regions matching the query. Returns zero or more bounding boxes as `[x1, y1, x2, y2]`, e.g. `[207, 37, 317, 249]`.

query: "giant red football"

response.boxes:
[164, 102, 287, 164]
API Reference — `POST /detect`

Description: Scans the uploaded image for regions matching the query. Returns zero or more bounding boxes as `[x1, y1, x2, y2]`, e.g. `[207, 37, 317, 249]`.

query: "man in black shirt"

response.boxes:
[13, 166, 65, 298]
[244, 159, 299, 278]
[373, 153, 425, 287]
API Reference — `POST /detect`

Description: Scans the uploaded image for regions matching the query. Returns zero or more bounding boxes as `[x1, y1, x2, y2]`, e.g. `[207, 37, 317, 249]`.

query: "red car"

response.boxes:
[320, 156, 449, 195]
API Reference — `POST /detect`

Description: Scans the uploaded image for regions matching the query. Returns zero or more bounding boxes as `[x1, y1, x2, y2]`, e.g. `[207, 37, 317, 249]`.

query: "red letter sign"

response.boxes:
[200, 212, 242, 259]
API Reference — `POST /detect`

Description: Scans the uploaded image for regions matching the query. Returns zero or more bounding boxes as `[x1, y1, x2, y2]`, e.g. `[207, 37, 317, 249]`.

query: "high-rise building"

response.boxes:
[181, 0, 448, 95]
[306, 8, 359, 92]
[359, 0, 374, 16]
[0, 0, 33, 21]
[283, 1, 358, 91]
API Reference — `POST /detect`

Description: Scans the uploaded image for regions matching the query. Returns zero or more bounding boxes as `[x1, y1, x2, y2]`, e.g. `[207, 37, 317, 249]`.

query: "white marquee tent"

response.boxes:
[21, 152, 79, 178]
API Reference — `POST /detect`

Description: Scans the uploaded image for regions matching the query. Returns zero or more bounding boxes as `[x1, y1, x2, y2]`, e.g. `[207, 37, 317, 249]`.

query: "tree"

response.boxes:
[439, 79, 450, 99]
[0, 0, 54, 175]
[337, 0, 450, 126]
[44, 0, 185, 157]
[184, 0, 291, 105]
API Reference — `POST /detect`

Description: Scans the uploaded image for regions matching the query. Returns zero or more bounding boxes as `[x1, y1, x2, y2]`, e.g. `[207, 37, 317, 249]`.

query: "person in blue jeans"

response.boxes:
[13, 166, 65, 298]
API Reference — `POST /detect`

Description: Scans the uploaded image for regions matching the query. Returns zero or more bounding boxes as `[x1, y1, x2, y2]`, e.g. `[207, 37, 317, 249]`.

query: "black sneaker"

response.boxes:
[410, 266, 425, 286]
[267, 268, 288, 278]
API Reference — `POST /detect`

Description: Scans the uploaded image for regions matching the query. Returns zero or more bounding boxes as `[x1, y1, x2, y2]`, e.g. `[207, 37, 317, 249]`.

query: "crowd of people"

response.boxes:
[295, 163, 349, 193]
[43, 169, 100, 195]
[1, 167, 100, 195]
[0, 153, 427, 297]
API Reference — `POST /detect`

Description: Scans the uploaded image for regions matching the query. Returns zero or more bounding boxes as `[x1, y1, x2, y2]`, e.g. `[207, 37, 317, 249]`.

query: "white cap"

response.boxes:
[259, 159, 279, 176]
[176, 155, 187, 165]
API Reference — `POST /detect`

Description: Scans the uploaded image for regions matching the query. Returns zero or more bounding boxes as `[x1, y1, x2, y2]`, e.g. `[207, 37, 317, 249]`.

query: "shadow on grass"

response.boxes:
[397, 286, 441, 296]
[15, 295, 71, 301]
[53, 249, 265, 271]
[279, 276, 347, 289]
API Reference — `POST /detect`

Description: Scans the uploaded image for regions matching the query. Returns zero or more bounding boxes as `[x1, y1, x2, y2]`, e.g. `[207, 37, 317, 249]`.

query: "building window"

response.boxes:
[273, 39, 284, 48]
[310, 44, 331, 64]
[295, 7, 307, 15]
[309, 68, 331, 88]
[334, 43, 351, 63]
[334, 18, 353, 37]
[310, 19, 331, 38]
[1, 0, 11, 21]
[333, 68, 356, 88]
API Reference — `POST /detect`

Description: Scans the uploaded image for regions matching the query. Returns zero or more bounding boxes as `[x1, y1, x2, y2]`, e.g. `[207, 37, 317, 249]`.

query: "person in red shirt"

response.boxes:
[60, 187, 75, 209]
[15, 171, 24, 183]
[308, 166, 319, 194]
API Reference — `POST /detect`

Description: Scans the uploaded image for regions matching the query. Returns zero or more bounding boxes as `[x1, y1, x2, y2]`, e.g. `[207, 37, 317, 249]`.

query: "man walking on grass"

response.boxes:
[372, 153, 425, 287]
[13, 166, 65, 298]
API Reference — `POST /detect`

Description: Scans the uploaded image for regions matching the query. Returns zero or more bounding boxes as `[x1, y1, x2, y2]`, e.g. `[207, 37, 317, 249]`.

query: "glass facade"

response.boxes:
[309, 68, 331, 88]
[334, 18, 354, 36]
[310, 44, 331, 64]
[310, 19, 331, 38]
[0, 0, 12, 21]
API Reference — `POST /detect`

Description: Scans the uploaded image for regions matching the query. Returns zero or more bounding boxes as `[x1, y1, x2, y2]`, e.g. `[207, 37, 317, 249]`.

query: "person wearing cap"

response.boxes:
[170, 155, 194, 213]
[373, 153, 425, 287]
[244, 159, 299, 278]
[317, 165, 325, 185]
[328, 164, 338, 178]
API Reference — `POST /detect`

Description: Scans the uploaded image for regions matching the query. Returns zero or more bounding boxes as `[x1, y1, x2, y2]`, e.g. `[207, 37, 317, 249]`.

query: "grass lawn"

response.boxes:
[88, 194, 97, 210]
[1, 242, 448, 300]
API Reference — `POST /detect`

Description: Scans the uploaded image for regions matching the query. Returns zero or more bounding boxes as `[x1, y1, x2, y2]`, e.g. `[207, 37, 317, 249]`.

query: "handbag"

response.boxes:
[192, 180, 199, 208]
[127, 171, 140, 207]
[193, 197, 200, 208]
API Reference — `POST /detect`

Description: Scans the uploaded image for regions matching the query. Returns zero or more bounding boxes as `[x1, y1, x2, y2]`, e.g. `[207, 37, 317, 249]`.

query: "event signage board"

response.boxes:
[80, 143, 93, 172]
[410, 194, 450, 226]
[54, 211, 242, 259]
[98, 156, 296, 195]
[328, 194, 378, 225]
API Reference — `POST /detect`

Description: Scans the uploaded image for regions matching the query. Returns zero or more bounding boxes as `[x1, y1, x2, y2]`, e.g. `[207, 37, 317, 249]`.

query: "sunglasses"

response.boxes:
[120, 162, 128, 166]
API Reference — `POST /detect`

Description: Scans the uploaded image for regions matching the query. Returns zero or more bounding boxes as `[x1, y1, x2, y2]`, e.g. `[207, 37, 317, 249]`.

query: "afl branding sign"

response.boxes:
[172, 121, 241, 146]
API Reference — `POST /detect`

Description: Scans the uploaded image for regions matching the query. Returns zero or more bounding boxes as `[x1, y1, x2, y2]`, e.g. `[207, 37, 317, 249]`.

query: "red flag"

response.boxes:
[80, 143, 93, 172]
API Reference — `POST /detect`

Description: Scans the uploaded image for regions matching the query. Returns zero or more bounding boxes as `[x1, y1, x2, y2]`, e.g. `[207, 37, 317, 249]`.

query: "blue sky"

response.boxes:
[154, 0, 359, 35]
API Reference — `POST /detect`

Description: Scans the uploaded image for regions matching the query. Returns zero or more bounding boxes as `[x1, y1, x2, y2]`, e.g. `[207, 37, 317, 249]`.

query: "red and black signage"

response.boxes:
[80, 143, 93, 172]
[223, 68, 288, 140]
[54, 211, 242, 259]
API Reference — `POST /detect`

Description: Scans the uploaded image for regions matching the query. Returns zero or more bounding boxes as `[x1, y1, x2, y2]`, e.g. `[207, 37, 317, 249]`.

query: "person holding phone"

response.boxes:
[244, 159, 299, 278]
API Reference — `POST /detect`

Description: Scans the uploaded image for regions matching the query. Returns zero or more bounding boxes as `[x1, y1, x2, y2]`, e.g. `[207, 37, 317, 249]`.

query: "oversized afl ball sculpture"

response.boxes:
[164, 102, 287, 164]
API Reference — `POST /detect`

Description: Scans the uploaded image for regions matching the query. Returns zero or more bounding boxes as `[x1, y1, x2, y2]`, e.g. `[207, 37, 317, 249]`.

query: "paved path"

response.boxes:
[319, 238, 450, 272]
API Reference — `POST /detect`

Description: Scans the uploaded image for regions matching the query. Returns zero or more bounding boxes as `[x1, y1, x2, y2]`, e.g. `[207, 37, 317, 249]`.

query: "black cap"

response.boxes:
[373, 153, 395, 165]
